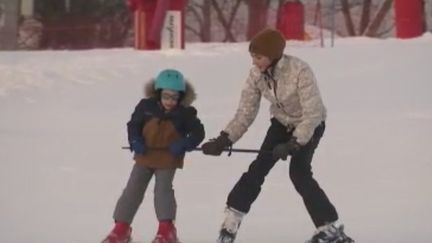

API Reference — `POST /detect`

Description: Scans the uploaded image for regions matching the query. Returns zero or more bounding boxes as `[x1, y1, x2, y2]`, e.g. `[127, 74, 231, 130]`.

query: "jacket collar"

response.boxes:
[262, 55, 286, 81]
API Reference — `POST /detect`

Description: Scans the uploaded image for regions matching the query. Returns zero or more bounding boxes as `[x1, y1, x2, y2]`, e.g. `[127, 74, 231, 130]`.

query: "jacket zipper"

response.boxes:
[265, 72, 283, 109]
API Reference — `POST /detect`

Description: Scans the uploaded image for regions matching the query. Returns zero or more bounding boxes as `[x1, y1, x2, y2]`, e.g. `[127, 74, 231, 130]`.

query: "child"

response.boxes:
[102, 69, 205, 243]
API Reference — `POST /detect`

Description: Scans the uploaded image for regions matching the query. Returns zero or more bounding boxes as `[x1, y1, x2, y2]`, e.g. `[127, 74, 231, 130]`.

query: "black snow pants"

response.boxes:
[226, 118, 338, 227]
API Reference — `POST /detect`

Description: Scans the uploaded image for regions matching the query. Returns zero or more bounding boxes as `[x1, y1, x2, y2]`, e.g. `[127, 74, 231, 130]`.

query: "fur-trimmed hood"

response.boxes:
[143, 79, 197, 107]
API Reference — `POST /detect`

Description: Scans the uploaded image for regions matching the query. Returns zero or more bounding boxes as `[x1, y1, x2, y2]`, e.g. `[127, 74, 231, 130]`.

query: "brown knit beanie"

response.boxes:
[249, 28, 286, 60]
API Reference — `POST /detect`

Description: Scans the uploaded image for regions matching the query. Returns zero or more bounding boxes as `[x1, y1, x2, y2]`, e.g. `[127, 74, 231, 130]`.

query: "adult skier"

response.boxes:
[201, 28, 354, 243]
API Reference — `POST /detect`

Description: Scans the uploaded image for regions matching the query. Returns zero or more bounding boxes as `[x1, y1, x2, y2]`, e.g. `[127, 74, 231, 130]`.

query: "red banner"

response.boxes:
[394, 0, 424, 38]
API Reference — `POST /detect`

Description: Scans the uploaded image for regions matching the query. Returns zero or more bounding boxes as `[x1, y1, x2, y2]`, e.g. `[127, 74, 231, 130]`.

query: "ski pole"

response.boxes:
[193, 147, 263, 154]
[121, 146, 271, 155]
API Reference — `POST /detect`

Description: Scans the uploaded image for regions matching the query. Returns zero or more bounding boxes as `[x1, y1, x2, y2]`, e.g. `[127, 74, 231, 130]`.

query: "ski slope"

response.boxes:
[1, 35, 432, 243]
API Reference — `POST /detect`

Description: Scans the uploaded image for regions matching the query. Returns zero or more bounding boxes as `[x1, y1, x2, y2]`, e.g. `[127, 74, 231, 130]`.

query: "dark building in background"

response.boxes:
[34, 0, 130, 49]
[0, 0, 20, 50]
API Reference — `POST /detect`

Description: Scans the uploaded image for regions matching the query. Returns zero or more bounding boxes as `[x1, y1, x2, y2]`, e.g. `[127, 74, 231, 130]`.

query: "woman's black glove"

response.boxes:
[201, 131, 232, 156]
[272, 137, 301, 161]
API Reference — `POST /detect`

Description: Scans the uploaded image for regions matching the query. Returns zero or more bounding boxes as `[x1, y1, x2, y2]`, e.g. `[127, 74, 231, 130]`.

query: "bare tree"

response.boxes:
[421, 0, 427, 32]
[211, 0, 242, 42]
[427, 0, 432, 31]
[359, 0, 371, 34]
[340, 0, 356, 36]
[201, 0, 212, 41]
[364, 0, 393, 37]
[186, 0, 212, 42]
[246, 0, 270, 40]
[315, 0, 394, 38]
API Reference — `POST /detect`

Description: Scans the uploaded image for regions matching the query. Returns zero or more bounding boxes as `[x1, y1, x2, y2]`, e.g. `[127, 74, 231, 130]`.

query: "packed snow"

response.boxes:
[1, 34, 431, 243]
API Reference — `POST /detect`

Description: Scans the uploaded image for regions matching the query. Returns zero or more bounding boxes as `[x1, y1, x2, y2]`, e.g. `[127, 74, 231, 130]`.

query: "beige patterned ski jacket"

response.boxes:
[223, 54, 326, 145]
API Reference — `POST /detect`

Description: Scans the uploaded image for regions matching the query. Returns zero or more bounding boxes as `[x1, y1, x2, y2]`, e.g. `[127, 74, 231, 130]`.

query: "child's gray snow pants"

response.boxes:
[113, 163, 177, 224]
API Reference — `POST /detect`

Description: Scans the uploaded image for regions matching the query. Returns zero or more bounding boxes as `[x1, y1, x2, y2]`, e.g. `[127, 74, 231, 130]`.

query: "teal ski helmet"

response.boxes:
[154, 69, 186, 92]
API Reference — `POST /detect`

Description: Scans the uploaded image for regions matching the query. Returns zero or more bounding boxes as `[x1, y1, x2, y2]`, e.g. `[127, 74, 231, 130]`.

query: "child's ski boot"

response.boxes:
[152, 220, 180, 243]
[101, 221, 132, 243]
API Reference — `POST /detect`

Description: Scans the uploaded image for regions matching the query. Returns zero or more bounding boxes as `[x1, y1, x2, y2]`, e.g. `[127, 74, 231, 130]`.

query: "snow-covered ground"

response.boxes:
[1, 35, 431, 243]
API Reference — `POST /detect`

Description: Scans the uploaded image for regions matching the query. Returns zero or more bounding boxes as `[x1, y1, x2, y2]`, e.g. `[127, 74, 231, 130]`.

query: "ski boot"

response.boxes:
[217, 207, 245, 243]
[101, 221, 132, 243]
[152, 220, 180, 243]
[306, 222, 354, 243]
